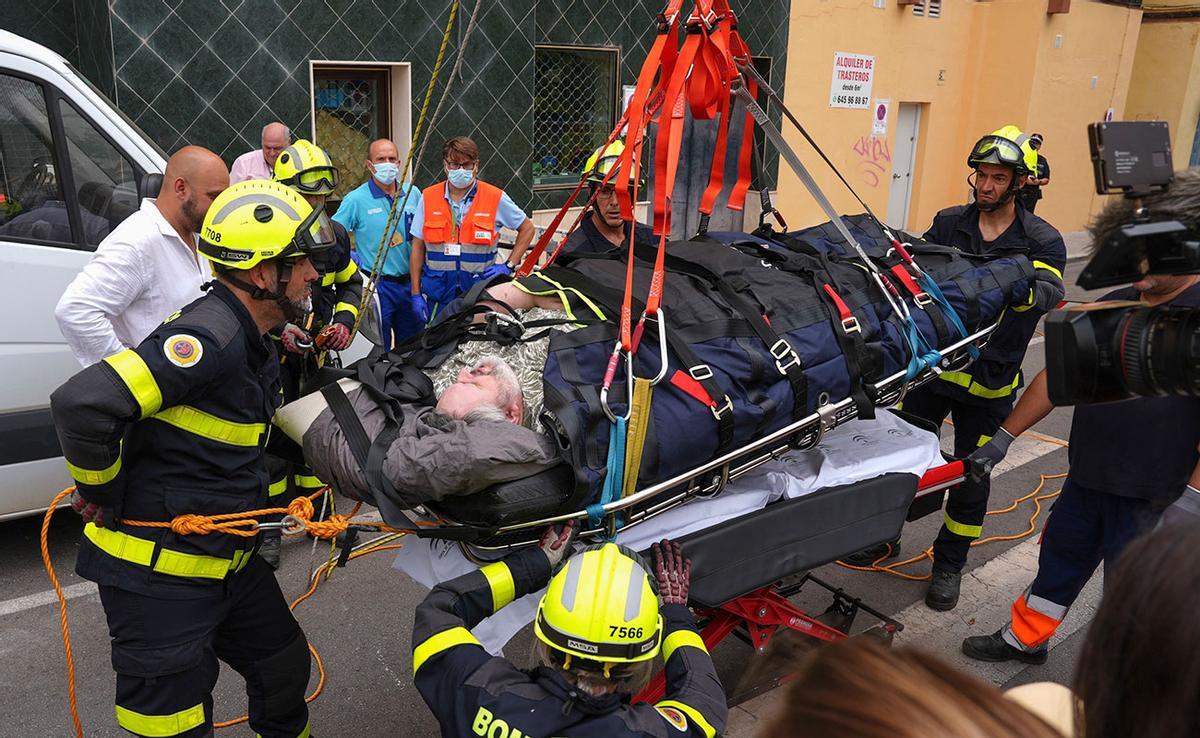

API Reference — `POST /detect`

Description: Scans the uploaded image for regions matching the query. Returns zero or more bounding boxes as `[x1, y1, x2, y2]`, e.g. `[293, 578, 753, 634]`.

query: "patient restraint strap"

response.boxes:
[629, 241, 807, 420]
[622, 378, 654, 498]
[589, 416, 627, 537]
[320, 382, 414, 531]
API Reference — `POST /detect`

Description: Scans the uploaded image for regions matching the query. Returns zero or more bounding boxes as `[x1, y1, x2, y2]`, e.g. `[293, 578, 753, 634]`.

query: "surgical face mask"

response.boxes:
[372, 162, 400, 185]
[447, 167, 475, 189]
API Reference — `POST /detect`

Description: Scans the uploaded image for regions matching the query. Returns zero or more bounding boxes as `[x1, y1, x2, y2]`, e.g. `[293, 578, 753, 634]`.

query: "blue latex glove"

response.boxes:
[481, 262, 514, 280]
[410, 293, 430, 323]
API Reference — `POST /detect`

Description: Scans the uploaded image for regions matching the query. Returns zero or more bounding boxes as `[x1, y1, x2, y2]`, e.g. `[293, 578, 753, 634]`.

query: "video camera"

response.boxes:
[1045, 121, 1200, 405]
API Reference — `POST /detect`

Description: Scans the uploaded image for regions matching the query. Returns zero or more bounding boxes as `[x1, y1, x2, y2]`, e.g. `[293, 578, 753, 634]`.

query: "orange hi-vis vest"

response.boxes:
[421, 181, 503, 276]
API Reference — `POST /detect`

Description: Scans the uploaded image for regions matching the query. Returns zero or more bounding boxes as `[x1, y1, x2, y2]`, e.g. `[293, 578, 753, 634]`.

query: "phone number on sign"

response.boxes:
[832, 94, 869, 106]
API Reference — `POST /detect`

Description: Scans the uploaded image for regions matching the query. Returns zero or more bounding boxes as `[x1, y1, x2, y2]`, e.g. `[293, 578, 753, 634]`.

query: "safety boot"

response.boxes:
[962, 630, 1048, 665]
[259, 528, 282, 570]
[924, 568, 961, 611]
[840, 537, 901, 566]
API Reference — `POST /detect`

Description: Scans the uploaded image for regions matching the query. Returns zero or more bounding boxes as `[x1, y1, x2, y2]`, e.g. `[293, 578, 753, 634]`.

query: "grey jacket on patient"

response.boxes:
[302, 386, 561, 508]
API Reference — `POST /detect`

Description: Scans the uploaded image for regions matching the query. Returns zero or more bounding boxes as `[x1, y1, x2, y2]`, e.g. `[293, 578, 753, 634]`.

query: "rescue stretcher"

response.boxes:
[382, 325, 991, 557]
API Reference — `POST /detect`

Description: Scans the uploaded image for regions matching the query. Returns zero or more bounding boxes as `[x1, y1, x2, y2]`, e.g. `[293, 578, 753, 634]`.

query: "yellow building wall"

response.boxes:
[775, 0, 1141, 237]
[1125, 19, 1200, 171]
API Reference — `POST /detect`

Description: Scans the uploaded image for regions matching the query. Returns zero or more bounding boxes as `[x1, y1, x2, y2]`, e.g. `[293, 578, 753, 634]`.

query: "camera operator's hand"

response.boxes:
[967, 428, 1016, 482]
[537, 519, 577, 570]
[1159, 485, 1200, 528]
[653, 539, 691, 607]
[1032, 273, 1065, 312]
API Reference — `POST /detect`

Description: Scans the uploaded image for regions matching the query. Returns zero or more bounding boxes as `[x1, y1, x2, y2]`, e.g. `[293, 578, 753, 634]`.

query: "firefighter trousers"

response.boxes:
[1003, 477, 1159, 652]
[97, 556, 311, 737]
[902, 386, 1013, 573]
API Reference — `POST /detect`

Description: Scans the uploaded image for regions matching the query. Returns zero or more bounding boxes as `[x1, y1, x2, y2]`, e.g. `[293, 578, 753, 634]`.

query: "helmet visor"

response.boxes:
[294, 166, 339, 195]
[282, 206, 337, 259]
[969, 135, 1025, 170]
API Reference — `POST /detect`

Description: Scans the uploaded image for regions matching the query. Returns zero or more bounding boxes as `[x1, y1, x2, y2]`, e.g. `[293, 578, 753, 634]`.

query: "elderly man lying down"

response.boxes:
[280, 355, 560, 507]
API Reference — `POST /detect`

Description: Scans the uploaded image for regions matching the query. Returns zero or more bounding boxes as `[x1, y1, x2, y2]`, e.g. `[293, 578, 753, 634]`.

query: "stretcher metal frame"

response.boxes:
[403, 324, 995, 553]
[632, 457, 967, 707]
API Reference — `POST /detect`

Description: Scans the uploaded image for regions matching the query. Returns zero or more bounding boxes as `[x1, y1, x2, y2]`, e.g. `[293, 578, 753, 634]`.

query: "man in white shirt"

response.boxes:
[230, 122, 291, 183]
[54, 146, 229, 366]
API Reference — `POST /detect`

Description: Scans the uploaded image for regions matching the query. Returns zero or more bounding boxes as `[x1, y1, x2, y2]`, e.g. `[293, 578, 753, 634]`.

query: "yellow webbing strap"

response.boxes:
[622, 377, 654, 498]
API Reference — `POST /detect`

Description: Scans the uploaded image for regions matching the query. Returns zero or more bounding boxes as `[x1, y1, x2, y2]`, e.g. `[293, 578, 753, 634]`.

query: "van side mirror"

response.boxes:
[138, 173, 162, 200]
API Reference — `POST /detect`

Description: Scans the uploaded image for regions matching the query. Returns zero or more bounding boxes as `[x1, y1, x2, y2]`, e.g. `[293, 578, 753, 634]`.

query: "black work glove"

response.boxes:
[1032, 273, 1065, 312]
[652, 539, 691, 606]
[70, 489, 109, 528]
[966, 428, 1016, 482]
[538, 519, 577, 571]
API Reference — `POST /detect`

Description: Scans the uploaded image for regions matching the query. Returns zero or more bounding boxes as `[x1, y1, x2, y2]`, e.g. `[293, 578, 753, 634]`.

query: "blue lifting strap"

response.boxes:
[917, 272, 980, 360]
[588, 417, 627, 538]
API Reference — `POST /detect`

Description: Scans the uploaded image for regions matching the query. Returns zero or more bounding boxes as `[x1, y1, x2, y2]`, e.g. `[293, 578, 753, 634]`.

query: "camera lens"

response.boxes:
[1115, 306, 1200, 397]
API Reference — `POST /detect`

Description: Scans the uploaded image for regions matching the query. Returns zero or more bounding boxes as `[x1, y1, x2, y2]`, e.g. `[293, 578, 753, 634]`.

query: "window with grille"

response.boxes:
[532, 45, 619, 189]
[912, 0, 942, 18]
[313, 66, 391, 201]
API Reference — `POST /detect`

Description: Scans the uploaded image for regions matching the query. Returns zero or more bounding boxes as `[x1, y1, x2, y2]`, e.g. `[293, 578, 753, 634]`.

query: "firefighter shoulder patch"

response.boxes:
[164, 334, 203, 367]
[654, 705, 688, 732]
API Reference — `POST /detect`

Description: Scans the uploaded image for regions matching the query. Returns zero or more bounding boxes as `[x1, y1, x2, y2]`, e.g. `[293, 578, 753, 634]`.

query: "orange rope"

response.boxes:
[837, 472, 1067, 581]
[213, 543, 405, 729]
[120, 490, 411, 539]
[41, 487, 82, 737]
[41, 484, 412, 736]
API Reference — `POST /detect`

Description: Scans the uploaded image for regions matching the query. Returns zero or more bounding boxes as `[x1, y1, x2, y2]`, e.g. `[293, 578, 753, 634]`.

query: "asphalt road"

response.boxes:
[0, 260, 1108, 737]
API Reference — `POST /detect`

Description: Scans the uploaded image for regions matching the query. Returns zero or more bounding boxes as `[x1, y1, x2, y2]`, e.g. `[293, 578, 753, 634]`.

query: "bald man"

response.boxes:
[230, 122, 291, 183]
[333, 138, 424, 348]
[55, 146, 230, 366]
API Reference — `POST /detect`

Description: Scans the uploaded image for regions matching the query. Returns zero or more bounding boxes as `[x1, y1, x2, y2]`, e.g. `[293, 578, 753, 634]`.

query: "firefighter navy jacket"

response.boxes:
[412, 546, 728, 738]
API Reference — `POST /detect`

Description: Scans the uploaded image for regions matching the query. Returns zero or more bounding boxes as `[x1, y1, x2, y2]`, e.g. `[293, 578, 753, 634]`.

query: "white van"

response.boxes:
[0, 31, 378, 520]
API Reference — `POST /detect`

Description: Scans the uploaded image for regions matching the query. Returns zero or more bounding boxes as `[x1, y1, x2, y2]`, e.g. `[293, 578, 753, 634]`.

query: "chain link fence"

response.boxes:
[532, 46, 619, 189]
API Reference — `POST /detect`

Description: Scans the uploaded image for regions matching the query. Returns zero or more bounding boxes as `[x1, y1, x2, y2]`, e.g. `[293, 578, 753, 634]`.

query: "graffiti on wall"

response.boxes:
[852, 135, 891, 188]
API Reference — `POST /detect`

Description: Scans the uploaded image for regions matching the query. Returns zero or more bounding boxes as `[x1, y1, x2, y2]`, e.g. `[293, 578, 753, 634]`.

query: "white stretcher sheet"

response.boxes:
[392, 410, 941, 654]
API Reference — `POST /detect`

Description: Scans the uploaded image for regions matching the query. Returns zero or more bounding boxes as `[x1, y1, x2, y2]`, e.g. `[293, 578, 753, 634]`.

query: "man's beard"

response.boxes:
[181, 195, 204, 233]
[282, 293, 312, 321]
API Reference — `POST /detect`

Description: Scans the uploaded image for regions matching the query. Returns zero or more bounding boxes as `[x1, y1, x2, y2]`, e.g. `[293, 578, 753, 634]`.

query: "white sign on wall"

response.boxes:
[829, 52, 875, 109]
[872, 99, 890, 136]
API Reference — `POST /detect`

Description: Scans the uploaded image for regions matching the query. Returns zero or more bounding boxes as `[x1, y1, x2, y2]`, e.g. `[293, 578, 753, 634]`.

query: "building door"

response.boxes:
[887, 103, 921, 230]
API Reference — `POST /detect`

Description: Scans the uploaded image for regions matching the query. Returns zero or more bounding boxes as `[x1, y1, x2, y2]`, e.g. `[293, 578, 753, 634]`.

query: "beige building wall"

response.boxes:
[775, 0, 1142, 237]
[1125, 14, 1200, 171]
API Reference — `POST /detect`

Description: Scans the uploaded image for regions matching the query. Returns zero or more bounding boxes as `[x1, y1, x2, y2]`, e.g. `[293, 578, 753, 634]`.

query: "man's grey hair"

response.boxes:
[462, 404, 508, 424]
[262, 122, 290, 139]
[1089, 167, 1200, 256]
[473, 355, 522, 409]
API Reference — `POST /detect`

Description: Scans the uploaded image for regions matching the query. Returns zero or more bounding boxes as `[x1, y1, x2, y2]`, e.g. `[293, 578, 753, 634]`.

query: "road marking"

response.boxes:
[0, 582, 97, 618]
